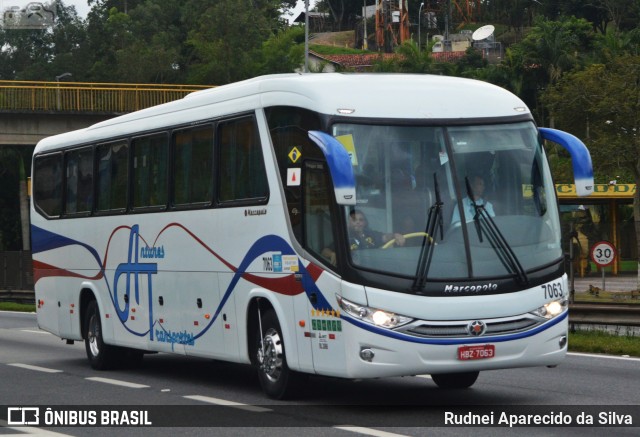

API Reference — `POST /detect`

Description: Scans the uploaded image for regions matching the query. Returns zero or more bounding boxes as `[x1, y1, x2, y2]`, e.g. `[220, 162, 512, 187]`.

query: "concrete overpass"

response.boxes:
[0, 80, 212, 146]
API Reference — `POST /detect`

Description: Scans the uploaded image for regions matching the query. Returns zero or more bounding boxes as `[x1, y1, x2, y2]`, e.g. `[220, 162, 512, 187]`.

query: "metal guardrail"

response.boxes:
[0, 80, 212, 113]
[569, 303, 640, 327]
[0, 290, 34, 305]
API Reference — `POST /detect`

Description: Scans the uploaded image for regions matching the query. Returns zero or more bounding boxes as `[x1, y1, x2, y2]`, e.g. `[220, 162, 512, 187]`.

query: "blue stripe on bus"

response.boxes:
[539, 127, 593, 191]
[308, 130, 355, 190]
[32, 225, 102, 267]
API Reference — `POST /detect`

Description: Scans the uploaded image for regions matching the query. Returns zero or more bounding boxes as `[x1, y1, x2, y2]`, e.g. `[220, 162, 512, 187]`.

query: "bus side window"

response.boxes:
[217, 116, 268, 203]
[172, 126, 214, 206]
[96, 141, 128, 212]
[131, 133, 168, 210]
[34, 153, 63, 217]
[65, 147, 93, 215]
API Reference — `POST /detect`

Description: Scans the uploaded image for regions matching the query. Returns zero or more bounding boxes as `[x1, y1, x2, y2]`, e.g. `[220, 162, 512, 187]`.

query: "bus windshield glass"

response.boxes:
[331, 121, 561, 281]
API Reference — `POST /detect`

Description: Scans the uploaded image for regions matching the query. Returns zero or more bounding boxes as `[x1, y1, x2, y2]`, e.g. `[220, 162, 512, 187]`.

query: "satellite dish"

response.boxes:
[472, 25, 495, 41]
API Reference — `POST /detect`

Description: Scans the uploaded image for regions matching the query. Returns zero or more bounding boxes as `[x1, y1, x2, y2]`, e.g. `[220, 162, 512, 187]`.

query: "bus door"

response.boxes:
[301, 159, 349, 375]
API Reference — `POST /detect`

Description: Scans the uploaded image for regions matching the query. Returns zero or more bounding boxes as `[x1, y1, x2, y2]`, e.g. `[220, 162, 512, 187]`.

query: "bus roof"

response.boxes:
[34, 73, 531, 154]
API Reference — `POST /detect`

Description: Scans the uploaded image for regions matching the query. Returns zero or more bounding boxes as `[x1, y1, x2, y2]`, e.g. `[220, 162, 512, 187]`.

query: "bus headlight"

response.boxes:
[337, 295, 413, 328]
[531, 299, 568, 319]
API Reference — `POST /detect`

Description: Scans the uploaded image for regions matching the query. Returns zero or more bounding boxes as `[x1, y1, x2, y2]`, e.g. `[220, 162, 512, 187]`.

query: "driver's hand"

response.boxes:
[393, 233, 406, 246]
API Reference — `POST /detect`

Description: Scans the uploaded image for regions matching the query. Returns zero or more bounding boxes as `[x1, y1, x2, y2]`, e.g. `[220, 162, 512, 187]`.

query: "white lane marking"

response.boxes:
[335, 426, 411, 437]
[20, 329, 51, 335]
[85, 376, 149, 388]
[8, 363, 63, 373]
[568, 352, 640, 362]
[183, 395, 271, 412]
[415, 374, 432, 379]
[0, 419, 73, 436]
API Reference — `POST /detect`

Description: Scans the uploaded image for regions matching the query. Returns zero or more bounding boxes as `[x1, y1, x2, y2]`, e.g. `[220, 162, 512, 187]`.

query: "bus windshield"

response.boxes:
[332, 121, 561, 281]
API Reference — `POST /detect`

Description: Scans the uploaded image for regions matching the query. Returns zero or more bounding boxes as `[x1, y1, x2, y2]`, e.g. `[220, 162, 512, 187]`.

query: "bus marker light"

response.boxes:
[225, 324, 230, 329]
[194, 321, 199, 326]
[131, 316, 135, 320]
[159, 318, 164, 323]
[204, 314, 211, 319]
[299, 320, 306, 327]
[329, 334, 335, 340]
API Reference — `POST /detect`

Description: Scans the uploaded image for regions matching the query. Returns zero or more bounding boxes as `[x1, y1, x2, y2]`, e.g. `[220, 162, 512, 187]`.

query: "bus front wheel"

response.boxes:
[431, 371, 479, 389]
[84, 300, 118, 370]
[255, 309, 299, 399]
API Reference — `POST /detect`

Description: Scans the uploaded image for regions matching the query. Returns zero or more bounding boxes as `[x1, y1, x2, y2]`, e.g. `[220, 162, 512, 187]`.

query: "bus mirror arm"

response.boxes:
[539, 128, 593, 197]
[308, 131, 357, 206]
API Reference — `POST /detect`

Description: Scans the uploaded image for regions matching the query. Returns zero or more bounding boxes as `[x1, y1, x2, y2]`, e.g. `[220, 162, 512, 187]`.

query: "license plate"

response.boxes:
[458, 344, 495, 361]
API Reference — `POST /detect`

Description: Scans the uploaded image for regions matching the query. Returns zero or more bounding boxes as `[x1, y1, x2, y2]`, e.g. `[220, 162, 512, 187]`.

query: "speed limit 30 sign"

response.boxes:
[591, 241, 616, 267]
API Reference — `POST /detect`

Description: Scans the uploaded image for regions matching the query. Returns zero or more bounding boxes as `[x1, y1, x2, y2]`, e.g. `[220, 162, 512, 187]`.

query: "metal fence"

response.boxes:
[0, 80, 212, 113]
[0, 251, 33, 291]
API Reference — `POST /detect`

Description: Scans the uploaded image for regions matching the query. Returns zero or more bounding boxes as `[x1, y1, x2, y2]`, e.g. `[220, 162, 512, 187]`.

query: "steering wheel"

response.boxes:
[381, 232, 432, 249]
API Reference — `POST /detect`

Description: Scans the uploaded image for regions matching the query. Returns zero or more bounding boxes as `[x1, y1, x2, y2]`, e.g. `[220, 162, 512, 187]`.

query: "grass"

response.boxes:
[309, 44, 370, 55]
[1, 303, 637, 357]
[569, 330, 640, 357]
[0, 302, 36, 312]
[574, 291, 640, 304]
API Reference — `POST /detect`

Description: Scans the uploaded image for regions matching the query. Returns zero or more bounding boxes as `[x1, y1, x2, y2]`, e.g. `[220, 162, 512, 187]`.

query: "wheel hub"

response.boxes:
[258, 328, 283, 382]
[88, 315, 100, 357]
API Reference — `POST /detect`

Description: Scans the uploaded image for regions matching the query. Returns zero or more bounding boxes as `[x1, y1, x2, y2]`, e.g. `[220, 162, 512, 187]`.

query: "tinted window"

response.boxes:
[65, 147, 93, 214]
[132, 134, 168, 209]
[173, 126, 213, 206]
[96, 141, 128, 212]
[218, 116, 268, 202]
[34, 153, 63, 217]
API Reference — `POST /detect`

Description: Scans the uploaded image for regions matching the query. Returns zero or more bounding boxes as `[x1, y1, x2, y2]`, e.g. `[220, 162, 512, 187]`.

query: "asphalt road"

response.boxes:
[0, 311, 639, 437]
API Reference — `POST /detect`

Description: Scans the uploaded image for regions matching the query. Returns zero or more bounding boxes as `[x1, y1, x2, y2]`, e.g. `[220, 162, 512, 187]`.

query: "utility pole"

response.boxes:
[304, 0, 310, 72]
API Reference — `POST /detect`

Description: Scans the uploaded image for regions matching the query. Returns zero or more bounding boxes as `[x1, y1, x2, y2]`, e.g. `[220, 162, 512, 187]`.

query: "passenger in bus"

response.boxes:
[321, 210, 406, 265]
[451, 174, 495, 224]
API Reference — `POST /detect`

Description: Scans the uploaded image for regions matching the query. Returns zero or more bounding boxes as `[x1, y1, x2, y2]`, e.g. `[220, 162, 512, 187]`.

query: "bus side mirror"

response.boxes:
[308, 130, 357, 206]
[539, 127, 594, 197]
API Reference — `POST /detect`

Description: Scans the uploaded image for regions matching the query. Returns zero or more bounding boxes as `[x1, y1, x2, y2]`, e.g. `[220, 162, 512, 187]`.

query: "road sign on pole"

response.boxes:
[591, 241, 616, 293]
[591, 241, 616, 267]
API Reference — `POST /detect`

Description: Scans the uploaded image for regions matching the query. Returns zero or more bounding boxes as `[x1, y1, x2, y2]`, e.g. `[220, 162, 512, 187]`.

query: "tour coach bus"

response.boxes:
[31, 73, 593, 399]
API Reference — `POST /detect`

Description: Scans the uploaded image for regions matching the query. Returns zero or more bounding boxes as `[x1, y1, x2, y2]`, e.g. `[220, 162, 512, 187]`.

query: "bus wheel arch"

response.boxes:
[79, 288, 96, 340]
[83, 298, 119, 370]
[247, 297, 300, 399]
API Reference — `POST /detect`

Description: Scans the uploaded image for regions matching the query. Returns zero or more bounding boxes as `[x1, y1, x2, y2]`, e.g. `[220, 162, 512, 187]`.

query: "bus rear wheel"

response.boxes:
[431, 371, 479, 389]
[84, 300, 118, 370]
[255, 310, 299, 399]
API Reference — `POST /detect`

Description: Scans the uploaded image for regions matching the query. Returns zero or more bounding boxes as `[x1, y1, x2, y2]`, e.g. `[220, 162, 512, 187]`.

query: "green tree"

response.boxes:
[503, 16, 594, 124]
[543, 55, 640, 281]
[185, 0, 281, 84]
[259, 26, 306, 74]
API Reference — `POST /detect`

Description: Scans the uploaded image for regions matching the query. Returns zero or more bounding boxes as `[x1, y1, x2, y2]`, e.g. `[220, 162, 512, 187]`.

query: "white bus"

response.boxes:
[31, 73, 593, 399]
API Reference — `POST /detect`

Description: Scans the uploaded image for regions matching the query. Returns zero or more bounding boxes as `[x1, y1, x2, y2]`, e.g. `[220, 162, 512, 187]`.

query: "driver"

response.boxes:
[322, 210, 405, 265]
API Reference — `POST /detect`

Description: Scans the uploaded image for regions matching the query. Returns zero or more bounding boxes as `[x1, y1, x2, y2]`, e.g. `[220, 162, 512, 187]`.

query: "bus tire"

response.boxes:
[84, 300, 118, 370]
[255, 309, 299, 399]
[431, 371, 479, 389]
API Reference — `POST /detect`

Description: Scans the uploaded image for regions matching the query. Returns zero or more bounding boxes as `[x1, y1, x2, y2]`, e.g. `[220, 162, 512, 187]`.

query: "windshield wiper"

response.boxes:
[413, 173, 444, 290]
[464, 177, 529, 285]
